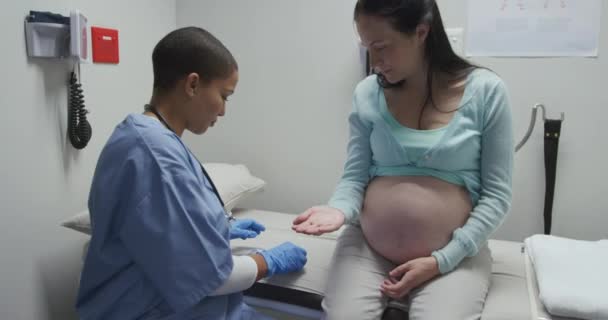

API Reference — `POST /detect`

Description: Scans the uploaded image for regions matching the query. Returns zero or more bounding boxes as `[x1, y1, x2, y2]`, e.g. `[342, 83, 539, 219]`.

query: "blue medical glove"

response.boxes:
[258, 242, 307, 277]
[229, 218, 266, 240]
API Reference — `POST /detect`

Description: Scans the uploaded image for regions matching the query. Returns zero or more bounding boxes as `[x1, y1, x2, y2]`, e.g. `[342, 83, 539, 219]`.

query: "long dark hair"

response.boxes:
[355, 0, 476, 124]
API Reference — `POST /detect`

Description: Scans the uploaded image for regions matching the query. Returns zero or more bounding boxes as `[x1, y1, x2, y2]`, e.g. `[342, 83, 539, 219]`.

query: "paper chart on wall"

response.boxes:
[466, 0, 601, 57]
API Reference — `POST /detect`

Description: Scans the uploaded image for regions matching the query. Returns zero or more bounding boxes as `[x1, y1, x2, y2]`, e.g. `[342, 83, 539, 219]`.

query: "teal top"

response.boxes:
[328, 69, 514, 273]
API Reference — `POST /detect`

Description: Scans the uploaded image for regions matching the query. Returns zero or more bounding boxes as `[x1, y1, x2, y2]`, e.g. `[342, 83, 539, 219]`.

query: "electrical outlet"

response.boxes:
[445, 28, 464, 56]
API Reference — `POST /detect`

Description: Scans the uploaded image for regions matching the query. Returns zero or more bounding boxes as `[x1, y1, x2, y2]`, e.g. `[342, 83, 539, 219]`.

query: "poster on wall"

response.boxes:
[466, 0, 602, 57]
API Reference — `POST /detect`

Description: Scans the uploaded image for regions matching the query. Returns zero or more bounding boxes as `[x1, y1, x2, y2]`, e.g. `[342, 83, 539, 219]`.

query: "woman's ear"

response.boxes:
[184, 73, 200, 97]
[415, 23, 430, 45]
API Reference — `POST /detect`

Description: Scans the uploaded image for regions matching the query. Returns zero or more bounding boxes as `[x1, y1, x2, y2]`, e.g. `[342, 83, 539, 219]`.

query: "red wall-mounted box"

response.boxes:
[91, 27, 119, 64]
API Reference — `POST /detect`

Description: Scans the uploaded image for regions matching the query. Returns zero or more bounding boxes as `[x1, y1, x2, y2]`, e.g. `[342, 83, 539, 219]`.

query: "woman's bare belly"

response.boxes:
[360, 176, 472, 264]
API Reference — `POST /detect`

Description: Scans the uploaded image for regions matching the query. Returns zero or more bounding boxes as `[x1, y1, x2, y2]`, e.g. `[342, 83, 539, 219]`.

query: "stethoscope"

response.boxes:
[144, 104, 234, 221]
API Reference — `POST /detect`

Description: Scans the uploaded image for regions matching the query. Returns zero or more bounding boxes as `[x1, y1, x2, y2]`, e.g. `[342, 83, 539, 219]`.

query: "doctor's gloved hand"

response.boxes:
[258, 242, 307, 277]
[229, 218, 266, 240]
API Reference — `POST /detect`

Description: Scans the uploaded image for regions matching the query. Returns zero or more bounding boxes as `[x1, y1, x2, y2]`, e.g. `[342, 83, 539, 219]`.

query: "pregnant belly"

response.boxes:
[360, 176, 472, 264]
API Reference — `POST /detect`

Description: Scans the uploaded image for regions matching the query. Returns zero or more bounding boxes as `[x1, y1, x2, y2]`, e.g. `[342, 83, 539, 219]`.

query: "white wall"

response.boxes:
[178, 0, 607, 242]
[438, 0, 608, 241]
[178, 0, 364, 219]
[0, 1, 175, 319]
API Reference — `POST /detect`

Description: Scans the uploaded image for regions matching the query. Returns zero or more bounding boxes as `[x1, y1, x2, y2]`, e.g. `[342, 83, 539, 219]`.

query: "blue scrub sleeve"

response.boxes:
[120, 166, 233, 312]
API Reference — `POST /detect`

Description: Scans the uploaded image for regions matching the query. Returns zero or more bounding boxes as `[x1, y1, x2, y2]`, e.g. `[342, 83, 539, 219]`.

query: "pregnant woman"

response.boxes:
[293, 1, 513, 319]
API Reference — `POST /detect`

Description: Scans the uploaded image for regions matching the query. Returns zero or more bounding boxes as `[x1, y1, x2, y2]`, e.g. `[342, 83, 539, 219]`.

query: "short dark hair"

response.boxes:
[152, 27, 238, 93]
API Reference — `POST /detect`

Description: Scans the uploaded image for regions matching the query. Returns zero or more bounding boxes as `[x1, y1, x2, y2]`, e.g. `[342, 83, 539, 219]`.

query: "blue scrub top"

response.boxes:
[76, 114, 269, 320]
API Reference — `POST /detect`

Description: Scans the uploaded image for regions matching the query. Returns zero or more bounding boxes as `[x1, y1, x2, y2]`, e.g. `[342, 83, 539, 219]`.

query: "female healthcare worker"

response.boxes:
[293, 0, 513, 319]
[76, 27, 307, 320]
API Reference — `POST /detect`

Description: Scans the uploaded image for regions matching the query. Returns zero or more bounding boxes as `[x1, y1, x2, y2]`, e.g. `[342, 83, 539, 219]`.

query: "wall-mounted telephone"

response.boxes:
[70, 10, 88, 62]
[25, 10, 92, 149]
[67, 10, 91, 149]
[68, 68, 91, 149]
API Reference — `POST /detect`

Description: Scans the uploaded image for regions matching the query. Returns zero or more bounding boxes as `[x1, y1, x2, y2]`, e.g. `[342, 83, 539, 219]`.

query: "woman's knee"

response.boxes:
[323, 296, 386, 320]
[408, 247, 492, 320]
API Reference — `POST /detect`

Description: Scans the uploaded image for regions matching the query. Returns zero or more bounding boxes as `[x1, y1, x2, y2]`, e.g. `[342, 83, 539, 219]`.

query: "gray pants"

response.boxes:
[322, 225, 492, 320]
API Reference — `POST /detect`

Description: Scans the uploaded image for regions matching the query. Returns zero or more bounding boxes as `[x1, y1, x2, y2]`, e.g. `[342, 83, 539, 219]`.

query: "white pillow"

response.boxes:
[61, 163, 266, 235]
[203, 163, 266, 211]
[62, 210, 91, 235]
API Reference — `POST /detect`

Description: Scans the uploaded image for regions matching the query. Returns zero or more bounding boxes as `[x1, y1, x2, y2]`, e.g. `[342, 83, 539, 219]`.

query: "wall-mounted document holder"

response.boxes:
[24, 10, 88, 61]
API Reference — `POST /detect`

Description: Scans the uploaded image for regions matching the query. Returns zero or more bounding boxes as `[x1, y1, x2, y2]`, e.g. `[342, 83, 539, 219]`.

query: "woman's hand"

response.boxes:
[292, 206, 345, 236]
[380, 256, 440, 299]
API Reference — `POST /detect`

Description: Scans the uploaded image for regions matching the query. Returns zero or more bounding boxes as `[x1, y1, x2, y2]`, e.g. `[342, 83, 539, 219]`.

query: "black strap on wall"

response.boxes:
[543, 119, 562, 235]
[366, 51, 371, 75]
